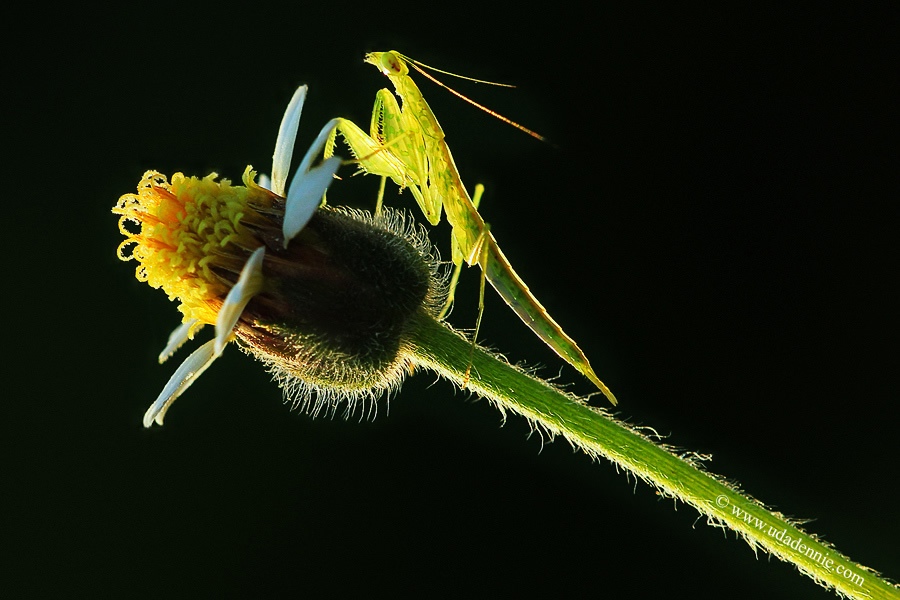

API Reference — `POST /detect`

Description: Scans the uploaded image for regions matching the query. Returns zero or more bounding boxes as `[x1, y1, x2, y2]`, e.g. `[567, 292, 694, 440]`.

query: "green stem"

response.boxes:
[407, 312, 898, 600]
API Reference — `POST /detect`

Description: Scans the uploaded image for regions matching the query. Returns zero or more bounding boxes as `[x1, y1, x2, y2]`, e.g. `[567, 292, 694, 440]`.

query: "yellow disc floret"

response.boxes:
[113, 167, 276, 325]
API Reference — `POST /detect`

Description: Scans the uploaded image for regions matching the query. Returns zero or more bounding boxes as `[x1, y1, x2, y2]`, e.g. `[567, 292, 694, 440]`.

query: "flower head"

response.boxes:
[114, 168, 276, 326]
[114, 87, 442, 427]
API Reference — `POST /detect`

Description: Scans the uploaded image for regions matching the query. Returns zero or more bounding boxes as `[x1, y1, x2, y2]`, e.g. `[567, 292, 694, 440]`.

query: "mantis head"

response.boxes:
[365, 50, 409, 77]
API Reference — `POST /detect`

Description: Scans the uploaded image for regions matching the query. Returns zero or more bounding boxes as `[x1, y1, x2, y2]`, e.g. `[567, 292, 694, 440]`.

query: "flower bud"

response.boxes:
[237, 205, 445, 414]
[114, 167, 444, 417]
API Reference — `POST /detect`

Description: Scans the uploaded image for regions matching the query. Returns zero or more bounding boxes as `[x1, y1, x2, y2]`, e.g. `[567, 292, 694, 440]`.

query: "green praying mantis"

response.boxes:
[325, 51, 617, 405]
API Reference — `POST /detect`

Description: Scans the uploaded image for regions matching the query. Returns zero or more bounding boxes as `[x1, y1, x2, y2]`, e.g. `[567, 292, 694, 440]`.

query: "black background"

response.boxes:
[9, 4, 898, 598]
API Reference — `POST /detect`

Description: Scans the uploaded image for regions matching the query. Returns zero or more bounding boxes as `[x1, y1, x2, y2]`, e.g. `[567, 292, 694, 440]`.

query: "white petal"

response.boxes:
[159, 319, 203, 364]
[283, 156, 342, 245]
[282, 118, 342, 245]
[214, 246, 266, 357]
[144, 339, 218, 427]
[257, 173, 272, 192]
[294, 118, 340, 181]
[271, 85, 307, 197]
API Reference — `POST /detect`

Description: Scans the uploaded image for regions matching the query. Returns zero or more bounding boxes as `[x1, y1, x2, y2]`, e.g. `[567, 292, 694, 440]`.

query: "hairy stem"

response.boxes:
[407, 312, 898, 599]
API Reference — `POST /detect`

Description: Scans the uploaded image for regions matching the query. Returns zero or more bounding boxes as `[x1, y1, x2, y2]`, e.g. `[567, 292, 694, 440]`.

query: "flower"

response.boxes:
[114, 86, 342, 427]
[114, 87, 444, 428]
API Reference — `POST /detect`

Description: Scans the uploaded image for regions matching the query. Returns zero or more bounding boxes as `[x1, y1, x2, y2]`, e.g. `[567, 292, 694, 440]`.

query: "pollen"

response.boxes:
[113, 167, 278, 325]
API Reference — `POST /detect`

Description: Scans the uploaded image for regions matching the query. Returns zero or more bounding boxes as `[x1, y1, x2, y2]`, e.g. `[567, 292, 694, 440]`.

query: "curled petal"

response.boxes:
[144, 339, 218, 427]
[271, 85, 307, 197]
[283, 119, 342, 245]
[294, 118, 340, 180]
[283, 156, 342, 245]
[159, 319, 203, 364]
[214, 246, 266, 357]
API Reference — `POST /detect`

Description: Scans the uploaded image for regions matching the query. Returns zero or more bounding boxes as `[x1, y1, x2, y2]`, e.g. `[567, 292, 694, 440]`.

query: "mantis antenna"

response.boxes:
[394, 52, 550, 143]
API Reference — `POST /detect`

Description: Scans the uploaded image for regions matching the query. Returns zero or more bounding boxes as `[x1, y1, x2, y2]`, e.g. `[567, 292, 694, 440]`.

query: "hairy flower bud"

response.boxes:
[115, 167, 445, 420]
[236, 205, 445, 415]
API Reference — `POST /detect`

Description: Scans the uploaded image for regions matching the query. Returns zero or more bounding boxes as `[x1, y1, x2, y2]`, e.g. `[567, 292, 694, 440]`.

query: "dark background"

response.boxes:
[9, 4, 898, 598]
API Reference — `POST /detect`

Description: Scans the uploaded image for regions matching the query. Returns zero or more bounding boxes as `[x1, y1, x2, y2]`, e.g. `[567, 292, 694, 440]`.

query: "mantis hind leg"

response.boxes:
[463, 217, 490, 385]
[375, 176, 387, 216]
[463, 224, 490, 386]
[439, 183, 484, 320]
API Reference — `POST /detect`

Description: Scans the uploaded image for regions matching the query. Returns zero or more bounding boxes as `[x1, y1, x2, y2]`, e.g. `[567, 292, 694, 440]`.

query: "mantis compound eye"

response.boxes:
[380, 50, 409, 77]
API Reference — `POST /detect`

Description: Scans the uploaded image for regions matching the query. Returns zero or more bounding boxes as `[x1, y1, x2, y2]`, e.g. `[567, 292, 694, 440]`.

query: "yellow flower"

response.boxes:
[114, 168, 276, 326]
[114, 87, 443, 428]
[114, 86, 343, 427]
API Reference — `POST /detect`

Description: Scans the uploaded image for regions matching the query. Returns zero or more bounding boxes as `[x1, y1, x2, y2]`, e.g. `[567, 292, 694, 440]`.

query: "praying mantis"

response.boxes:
[325, 51, 617, 405]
